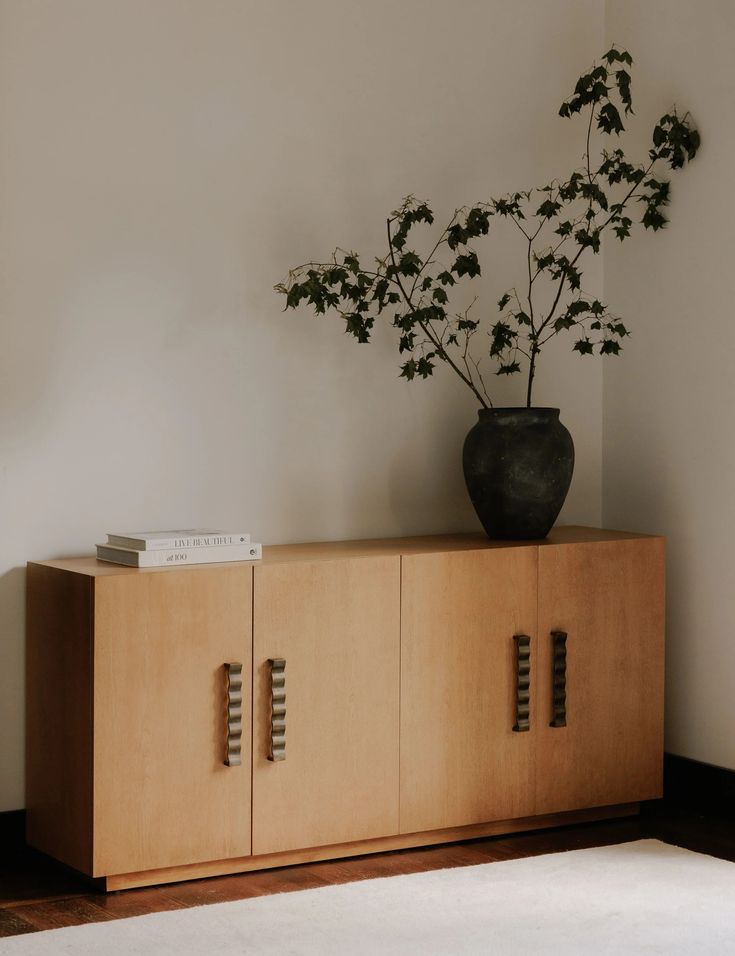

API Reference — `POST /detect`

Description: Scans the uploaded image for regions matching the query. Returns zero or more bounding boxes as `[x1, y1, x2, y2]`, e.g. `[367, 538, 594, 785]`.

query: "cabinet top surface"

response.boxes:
[29, 526, 662, 577]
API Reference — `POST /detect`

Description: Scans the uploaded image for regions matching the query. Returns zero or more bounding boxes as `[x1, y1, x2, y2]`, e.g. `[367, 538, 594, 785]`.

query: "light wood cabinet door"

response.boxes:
[535, 537, 665, 814]
[92, 566, 252, 876]
[400, 547, 538, 834]
[252, 557, 400, 855]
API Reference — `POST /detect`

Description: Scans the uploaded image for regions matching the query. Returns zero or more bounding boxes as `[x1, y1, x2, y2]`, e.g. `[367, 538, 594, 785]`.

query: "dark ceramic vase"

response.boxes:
[462, 407, 574, 540]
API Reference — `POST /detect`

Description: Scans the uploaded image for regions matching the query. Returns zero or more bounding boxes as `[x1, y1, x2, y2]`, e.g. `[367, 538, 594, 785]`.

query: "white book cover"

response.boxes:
[96, 542, 262, 568]
[106, 529, 251, 551]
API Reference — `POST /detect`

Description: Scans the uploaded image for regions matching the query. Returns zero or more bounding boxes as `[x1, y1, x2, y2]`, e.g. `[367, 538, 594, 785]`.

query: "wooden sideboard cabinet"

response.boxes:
[26, 527, 665, 890]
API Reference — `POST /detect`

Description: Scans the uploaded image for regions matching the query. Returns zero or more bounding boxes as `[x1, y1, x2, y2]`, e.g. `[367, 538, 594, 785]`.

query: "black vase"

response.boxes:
[462, 407, 574, 540]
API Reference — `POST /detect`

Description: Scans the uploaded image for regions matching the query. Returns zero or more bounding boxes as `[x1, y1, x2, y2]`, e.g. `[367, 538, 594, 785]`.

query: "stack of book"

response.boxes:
[96, 529, 262, 568]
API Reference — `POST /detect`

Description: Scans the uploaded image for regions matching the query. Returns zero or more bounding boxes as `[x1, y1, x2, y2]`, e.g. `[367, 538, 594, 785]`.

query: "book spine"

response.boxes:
[96, 545, 137, 566]
[108, 533, 251, 551]
[97, 543, 262, 568]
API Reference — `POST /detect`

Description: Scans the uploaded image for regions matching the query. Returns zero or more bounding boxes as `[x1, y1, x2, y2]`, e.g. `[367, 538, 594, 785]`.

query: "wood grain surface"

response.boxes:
[251, 556, 401, 855]
[399, 547, 539, 832]
[535, 537, 665, 813]
[92, 565, 253, 875]
[32, 526, 655, 576]
[105, 803, 638, 890]
[26, 565, 94, 875]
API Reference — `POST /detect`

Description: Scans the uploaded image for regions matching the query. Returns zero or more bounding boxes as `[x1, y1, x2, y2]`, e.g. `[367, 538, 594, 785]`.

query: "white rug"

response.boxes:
[3, 840, 735, 955]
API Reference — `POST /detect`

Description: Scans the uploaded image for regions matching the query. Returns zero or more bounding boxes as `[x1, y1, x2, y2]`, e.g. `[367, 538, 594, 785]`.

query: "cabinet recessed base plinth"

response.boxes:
[100, 803, 640, 891]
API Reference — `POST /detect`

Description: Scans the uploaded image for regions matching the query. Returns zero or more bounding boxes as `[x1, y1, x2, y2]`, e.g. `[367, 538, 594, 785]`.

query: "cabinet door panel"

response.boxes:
[400, 547, 538, 833]
[93, 566, 252, 875]
[252, 557, 400, 855]
[536, 538, 665, 814]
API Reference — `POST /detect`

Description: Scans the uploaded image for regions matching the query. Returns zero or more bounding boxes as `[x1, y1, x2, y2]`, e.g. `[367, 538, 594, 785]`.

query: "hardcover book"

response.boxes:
[96, 542, 262, 568]
[106, 529, 251, 551]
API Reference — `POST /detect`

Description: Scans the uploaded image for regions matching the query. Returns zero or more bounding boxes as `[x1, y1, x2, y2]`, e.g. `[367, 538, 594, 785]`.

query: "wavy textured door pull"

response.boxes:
[224, 662, 243, 766]
[512, 635, 531, 732]
[268, 658, 286, 761]
[550, 631, 567, 728]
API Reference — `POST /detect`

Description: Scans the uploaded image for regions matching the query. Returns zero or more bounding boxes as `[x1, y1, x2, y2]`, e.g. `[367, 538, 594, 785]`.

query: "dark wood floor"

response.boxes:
[2, 803, 734, 939]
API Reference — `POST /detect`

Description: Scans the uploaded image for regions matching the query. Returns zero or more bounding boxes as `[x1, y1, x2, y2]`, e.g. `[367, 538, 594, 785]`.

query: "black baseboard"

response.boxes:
[0, 809, 26, 847]
[663, 752, 735, 819]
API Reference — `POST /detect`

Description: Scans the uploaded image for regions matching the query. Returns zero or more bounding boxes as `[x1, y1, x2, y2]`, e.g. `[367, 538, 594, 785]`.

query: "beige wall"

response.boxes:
[3, 0, 728, 813]
[604, 1, 735, 768]
[0, 0, 605, 810]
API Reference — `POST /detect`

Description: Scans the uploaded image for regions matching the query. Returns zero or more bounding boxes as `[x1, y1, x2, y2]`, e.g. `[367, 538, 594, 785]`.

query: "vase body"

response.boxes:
[462, 407, 574, 540]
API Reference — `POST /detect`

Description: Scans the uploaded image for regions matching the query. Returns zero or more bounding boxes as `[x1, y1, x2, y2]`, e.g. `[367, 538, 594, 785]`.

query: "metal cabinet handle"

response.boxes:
[550, 631, 567, 728]
[268, 658, 286, 761]
[224, 662, 243, 766]
[512, 634, 531, 732]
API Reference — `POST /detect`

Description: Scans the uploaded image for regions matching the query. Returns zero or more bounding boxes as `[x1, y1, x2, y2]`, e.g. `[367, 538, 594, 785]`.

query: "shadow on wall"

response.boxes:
[0, 565, 26, 659]
[386, 419, 477, 536]
[605, 422, 677, 536]
[0, 566, 27, 807]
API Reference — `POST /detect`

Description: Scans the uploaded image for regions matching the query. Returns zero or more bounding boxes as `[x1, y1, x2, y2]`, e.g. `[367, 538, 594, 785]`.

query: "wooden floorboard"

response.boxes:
[0, 909, 36, 939]
[0, 806, 731, 938]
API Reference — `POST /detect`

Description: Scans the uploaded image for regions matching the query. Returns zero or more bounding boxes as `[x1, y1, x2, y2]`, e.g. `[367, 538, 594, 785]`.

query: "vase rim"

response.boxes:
[477, 406, 560, 415]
